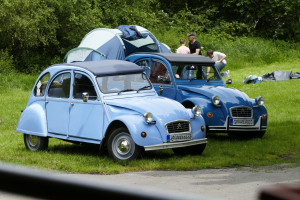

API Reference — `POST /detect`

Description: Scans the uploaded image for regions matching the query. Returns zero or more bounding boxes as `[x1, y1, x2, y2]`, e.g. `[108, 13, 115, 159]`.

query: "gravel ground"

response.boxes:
[1, 163, 299, 200]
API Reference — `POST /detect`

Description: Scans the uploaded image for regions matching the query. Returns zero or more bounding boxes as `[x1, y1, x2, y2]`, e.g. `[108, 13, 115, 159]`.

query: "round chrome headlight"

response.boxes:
[212, 95, 221, 106]
[143, 112, 153, 123]
[192, 106, 202, 117]
[257, 96, 265, 106]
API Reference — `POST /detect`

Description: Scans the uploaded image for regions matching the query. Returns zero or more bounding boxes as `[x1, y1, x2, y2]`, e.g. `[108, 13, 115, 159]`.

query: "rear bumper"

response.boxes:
[144, 138, 207, 151]
[208, 116, 267, 133]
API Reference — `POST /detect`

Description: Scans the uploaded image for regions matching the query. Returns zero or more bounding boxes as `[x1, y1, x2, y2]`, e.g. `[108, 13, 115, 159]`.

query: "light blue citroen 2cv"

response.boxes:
[17, 60, 207, 161]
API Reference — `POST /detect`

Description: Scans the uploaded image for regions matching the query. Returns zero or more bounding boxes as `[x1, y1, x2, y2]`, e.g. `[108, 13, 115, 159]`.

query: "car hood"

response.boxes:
[105, 96, 191, 123]
[178, 85, 253, 106]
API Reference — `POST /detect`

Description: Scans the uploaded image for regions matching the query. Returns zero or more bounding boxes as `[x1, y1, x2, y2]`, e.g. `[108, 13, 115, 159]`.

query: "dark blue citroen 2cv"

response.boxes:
[125, 53, 268, 137]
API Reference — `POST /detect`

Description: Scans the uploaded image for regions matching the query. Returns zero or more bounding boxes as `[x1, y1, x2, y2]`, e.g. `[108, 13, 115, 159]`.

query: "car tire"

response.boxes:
[107, 127, 140, 161]
[24, 134, 48, 151]
[172, 143, 206, 156]
[252, 131, 266, 138]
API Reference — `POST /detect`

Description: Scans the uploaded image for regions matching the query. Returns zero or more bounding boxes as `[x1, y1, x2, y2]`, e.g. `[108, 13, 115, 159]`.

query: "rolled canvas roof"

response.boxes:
[64, 25, 171, 63]
[68, 60, 144, 76]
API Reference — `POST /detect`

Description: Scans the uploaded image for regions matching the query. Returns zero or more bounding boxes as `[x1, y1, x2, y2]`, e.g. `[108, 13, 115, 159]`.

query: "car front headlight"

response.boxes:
[192, 106, 202, 117]
[143, 112, 153, 123]
[256, 96, 265, 106]
[212, 95, 221, 107]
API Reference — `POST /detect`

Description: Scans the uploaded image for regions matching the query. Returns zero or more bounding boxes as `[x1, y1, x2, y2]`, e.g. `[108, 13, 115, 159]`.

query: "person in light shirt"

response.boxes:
[207, 49, 229, 77]
[176, 38, 190, 54]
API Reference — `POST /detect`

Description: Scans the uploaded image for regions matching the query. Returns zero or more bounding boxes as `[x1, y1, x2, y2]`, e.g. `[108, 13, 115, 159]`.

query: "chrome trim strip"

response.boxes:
[230, 106, 253, 118]
[209, 127, 227, 130]
[208, 116, 267, 131]
[209, 127, 267, 131]
[144, 138, 207, 151]
[229, 126, 261, 129]
[229, 129, 266, 132]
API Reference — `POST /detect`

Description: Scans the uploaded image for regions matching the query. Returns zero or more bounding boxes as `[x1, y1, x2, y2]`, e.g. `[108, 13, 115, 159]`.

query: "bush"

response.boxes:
[0, 0, 299, 73]
[0, 50, 15, 74]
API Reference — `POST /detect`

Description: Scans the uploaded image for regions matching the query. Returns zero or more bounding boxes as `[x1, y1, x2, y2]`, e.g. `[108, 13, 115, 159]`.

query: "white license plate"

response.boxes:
[230, 118, 254, 126]
[167, 133, 192, 142]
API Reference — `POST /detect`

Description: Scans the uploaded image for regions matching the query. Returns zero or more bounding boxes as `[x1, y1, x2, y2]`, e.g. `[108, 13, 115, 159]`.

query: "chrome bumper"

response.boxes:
[144, 138, 207, 151]
[208, 116, 267, 132]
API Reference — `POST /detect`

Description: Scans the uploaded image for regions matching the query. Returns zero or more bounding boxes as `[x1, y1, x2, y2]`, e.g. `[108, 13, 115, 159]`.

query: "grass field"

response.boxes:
[0, 59, 299, 174]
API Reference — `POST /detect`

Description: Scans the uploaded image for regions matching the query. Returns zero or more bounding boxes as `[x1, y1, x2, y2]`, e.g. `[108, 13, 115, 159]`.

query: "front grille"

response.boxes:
[231, 106, 252, 118]
[166, 121, 190, 134]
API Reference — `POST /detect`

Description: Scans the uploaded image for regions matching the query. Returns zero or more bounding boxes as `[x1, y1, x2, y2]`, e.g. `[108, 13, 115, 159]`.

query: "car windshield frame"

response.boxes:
[96, 72, 152, 94]
[170, 62, 221, 81]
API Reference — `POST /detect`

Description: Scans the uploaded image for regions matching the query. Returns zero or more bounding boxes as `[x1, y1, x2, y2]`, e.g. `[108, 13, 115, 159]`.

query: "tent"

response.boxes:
[64, 25, 171, 63]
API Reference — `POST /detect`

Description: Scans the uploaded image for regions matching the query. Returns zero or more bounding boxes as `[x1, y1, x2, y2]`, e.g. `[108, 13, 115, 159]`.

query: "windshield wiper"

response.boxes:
[118, 89, 135, 95]
[137, 85, 151, 93]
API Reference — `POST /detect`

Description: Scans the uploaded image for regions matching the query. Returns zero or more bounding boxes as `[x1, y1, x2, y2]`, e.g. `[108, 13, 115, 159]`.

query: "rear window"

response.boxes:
[34, 73, 50, 97]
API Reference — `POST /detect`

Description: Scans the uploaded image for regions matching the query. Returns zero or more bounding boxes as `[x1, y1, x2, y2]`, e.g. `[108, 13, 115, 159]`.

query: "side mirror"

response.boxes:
[82, 92, 89, 102]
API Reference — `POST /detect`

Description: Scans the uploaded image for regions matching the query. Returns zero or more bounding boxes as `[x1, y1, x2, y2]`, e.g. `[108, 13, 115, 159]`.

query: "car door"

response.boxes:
[68, 72, 104, 143]
[46, 72, 71, 136]
[150, 59, 176, 99]
[135, 58, 176, 99]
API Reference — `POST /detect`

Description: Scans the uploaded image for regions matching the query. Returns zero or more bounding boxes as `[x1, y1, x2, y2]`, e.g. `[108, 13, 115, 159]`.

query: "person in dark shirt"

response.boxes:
[187, 32, 202, 55]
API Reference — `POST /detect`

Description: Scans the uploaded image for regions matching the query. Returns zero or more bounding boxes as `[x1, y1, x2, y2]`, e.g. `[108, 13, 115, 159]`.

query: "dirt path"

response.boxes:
[57, 164, 300, 200]
[1, 164, 299, 200]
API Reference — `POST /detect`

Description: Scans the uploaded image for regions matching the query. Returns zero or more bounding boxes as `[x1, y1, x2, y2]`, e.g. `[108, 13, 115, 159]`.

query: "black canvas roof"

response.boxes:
[64, 60, 144, 76]
[149, 53, 215, 64]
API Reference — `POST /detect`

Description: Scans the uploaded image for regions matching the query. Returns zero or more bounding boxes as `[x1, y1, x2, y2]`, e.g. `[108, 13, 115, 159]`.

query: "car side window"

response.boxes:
[73, 73, 97, 100]
[34, 73, 50, 97]
[48, 73, 71, 98]
[150, 61, 171, 84]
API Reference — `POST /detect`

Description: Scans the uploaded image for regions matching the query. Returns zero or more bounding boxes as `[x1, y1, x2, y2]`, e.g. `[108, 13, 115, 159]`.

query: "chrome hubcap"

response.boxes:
[29, 135, 38, 146]
[117, 138, 131, 154]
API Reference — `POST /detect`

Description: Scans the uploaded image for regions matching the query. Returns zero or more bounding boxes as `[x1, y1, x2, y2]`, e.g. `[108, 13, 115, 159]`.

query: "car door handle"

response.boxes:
[159, 85, 163, 95]
[71, 102, 74, 106]
[45, 100, 48, 103]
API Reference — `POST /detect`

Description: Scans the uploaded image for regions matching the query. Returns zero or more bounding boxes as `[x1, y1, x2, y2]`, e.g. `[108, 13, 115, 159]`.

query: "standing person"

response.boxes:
[187, 32, 202, 55]
[206, 49, 229, 77]
[176, 38, 190, 54]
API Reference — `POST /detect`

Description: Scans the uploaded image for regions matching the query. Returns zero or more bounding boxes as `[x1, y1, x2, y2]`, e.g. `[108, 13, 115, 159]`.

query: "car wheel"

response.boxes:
[172, 143, 206, 156]
[252, 131, 266, 138]
[24, 134, 48, 151]
[107, 127, 140, 161]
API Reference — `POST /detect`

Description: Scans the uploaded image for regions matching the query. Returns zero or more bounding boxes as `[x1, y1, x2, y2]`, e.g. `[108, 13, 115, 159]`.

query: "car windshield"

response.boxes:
[171, 63, 221, 81]
[96, 73, 152, 94]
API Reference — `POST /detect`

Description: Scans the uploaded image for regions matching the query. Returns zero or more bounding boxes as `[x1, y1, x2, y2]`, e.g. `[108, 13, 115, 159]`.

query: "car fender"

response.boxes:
[105, 115, 164, 147]
[181, 97, 211, 110]
[181, 97, 228, 125]
[253, 105, 268, 126]
[190, 115, 206, 139]
[16, 101, 47, 137]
